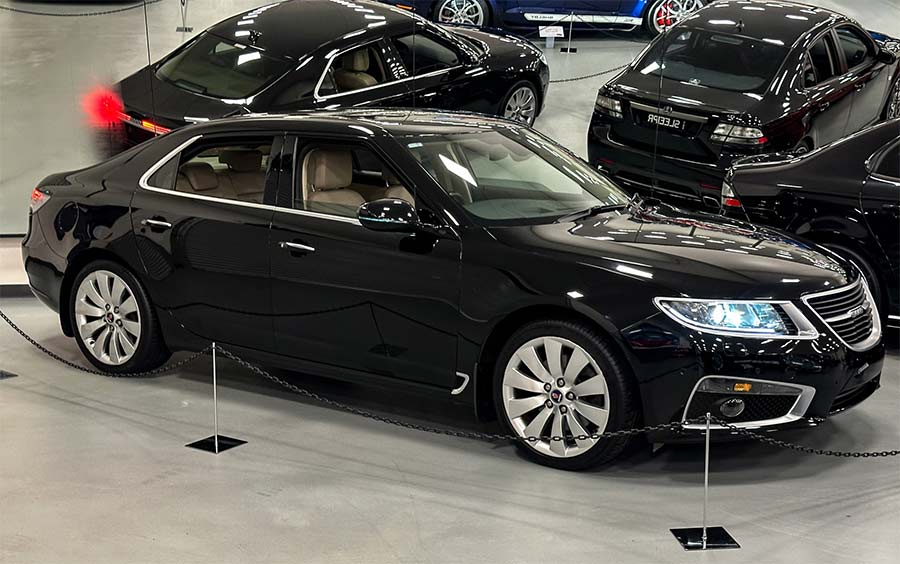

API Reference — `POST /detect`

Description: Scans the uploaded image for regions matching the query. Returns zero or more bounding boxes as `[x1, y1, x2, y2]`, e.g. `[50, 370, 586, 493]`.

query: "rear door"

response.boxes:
[312, 40, 416, 110]
[834, 24, 893, 133]
[130, 132, 282, 351]
[802, 30, 855, 146]
[862, 140, 900, 315]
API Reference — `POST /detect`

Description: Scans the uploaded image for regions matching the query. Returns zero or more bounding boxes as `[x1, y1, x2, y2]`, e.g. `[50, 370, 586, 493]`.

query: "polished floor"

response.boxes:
[2, 1, 900, 562]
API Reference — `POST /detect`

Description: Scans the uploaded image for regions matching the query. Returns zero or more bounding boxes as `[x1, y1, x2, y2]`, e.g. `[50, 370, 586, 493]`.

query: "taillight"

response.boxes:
[82, 87, 124, 127]
[711, 124, 768, 146]
[139, 119, 171, 135]
[721, 181, 742, 208]
[29, 188, 49, 213]
[595, 93, 623, 119]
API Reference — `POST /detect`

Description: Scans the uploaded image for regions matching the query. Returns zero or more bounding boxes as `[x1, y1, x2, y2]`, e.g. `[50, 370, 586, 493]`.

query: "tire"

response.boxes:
[69, 259, 170, 374]
[500, 81, 539, 126]
[884, 79, 900, 120]
[493, 319, 640, 470]
[821, 244, 886, 317]
[432, 0, 489, 27]
[795, 138, 813, 154]
[643, 0, 706, 37]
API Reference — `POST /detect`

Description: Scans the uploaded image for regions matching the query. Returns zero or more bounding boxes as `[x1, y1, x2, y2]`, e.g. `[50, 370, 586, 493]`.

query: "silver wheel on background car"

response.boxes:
[888, 82, 900, 119]
[74, 269, 141, 366]
[650, 0, 705, 35]
[437, 0, 485, 26]
[501, 336, 611, 459]
[503, 86, 537, 125]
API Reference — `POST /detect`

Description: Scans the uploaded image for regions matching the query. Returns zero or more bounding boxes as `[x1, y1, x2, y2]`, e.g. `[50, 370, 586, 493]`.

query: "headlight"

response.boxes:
[710, 124, 768, 146]
[654, 298, 818, 339]
[595, 93, 623, 119]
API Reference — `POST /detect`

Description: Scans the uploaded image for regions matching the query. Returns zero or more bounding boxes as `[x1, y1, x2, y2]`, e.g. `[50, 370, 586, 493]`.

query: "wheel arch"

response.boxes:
[472, 303, 639, 422]
[799, 230, 890, 309]
[59, 247, 135, 337]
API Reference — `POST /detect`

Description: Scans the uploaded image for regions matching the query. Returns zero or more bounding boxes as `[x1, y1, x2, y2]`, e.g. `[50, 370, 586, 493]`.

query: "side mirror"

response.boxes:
[876, 49, 897, 65]
[358, 198, 419, 232]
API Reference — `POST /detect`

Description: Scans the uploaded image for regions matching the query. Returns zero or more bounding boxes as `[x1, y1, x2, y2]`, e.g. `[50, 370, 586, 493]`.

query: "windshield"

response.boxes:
[156, 33, 292, 100]
[637, 28, 788, 93]
[403, 128, 630, 224]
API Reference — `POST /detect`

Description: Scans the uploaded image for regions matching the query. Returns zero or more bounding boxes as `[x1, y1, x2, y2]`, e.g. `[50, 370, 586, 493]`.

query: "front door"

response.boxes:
[268, 133, 462, 389]
[835, 25, 893, 133]
[803, 31, 854, 147]
[130, 133, 282, 351]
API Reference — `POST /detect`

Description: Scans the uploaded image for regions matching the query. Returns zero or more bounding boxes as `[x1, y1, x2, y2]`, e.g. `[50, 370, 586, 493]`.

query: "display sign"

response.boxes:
[539, 25, 565, 38]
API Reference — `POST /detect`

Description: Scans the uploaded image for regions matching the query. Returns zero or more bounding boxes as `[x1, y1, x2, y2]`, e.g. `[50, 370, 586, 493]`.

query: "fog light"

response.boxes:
[719, 398, 745, 418]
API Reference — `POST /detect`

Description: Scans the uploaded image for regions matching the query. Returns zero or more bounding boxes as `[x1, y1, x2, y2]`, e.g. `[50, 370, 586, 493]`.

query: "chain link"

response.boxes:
[549, 64, 629, 84]
[0, 0, 163, 17]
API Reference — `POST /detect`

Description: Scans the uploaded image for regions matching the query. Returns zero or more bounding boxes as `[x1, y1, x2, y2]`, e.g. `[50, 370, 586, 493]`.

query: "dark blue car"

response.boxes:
[381, 0, 707, 36]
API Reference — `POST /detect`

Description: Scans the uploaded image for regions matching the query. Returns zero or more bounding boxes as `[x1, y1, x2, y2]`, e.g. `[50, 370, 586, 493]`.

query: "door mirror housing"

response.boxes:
[876, 49, 897, 65]
[358, 198, 419, 232]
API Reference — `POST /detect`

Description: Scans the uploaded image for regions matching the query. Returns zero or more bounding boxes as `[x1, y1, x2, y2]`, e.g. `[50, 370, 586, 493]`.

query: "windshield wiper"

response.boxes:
[556, 204, 628, 223]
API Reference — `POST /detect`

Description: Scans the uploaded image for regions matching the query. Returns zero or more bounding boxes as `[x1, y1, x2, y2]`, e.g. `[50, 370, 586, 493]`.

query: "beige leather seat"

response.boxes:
[176, 162, 238, 200]
[303, 149, 365, 214]
[334, 50, 377, 92]
[382, 170, 414, 205]
[219, 149, 265, 203]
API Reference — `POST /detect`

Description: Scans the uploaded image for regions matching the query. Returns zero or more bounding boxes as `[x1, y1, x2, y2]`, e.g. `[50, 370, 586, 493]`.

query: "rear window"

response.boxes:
[156, 33, 292, 100]
[637, 29, 788, 93]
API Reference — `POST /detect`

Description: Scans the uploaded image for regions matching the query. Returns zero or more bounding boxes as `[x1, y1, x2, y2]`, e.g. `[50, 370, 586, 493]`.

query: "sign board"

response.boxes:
[539, 25, 565, 38]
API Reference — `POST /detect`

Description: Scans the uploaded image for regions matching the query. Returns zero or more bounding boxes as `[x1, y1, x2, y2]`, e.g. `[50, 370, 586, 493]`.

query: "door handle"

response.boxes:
[140, 218, 172, 230]
[817, 101, 830, 111]
[279, 241, 316, 254]
[855, 82, 866, 91]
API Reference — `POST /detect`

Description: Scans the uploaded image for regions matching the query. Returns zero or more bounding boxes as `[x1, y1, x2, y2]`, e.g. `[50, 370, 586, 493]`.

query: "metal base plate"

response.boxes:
[176, 26, 194, 32]
[0, 370, 18, 380]
[560, 47, 578, 53]
[671, 527, 740, 551]
[185, 435, 246, 454]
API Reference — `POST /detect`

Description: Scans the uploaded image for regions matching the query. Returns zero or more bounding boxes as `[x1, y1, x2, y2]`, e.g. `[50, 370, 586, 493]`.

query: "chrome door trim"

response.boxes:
[680, 376, 817, 430]
[314, 64, 459, 102]
[630, 101, 708, 123]
[140, 218, 173, 229]
[451, 372, 470, 395]
[279, 241, 316, 253]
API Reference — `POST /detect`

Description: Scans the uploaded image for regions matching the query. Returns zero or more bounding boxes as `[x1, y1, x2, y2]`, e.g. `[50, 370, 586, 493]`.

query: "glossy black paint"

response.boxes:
[23, 110, 883, 439]
[587, 0, 900, 210]
[725, 119, 900, 324]
[113, 0, 548, 148]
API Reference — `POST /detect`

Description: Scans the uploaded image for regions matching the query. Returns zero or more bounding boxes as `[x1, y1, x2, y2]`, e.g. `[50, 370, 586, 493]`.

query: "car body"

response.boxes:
[100, 0, 548, 150]
[588, 0, 900, 211]
[722, 118, 900, 327]
[379, 0, 709, 36]
[24, 110, 883, 469]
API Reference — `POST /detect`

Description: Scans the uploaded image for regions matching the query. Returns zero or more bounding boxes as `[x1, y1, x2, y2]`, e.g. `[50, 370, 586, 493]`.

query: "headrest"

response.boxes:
[306, 149, 352, 191]
[343, 49, 369, 72]
[219, 149, 262, 172]
[180, 162, 218, 192]
[383, 169, 400, 185]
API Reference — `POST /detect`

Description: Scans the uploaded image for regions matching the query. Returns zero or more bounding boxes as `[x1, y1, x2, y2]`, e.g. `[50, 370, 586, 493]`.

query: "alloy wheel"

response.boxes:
[437, 0, 485, 26]
[74, 269, 141, 366]
[652, 0, 704, 34]
[501, 336, 611, 458]
[888, 82, 900, 119]
[503, 86, 537, 125]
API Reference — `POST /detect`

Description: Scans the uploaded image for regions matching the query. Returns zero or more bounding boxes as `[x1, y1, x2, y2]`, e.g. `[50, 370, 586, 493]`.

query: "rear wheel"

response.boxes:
[69, 260, 170, 374]
[433, 0, 488, 26]
[493, 320, 640, 470]
[644, 0, 705, 36]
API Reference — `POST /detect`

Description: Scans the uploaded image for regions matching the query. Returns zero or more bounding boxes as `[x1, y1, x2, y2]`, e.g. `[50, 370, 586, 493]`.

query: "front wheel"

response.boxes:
[493, 320, 640, 470]
[501, 81, 539, 126]
[644, 0, 706, 36]
[433, 0, 488, 26]
[69, 260, 170, 374]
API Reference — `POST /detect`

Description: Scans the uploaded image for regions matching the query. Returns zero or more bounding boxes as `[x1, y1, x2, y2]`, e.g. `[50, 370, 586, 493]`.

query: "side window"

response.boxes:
[321, 44, 389, 96]
[392, 31, 460, 75]
[295, 143, 414, 218]
[835, 25, 874, 69]
[167, 137, 274, 204]
[876, 144, 900, 179]
[807, 35, 837, 86]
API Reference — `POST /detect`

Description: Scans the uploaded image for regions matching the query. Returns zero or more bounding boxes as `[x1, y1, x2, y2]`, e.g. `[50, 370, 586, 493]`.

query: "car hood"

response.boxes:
[117, 67, 247, 129]
[487, 203, 854, 299]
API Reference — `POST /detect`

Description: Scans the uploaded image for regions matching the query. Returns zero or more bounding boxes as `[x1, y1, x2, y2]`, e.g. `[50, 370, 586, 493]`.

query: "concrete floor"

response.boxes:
[2, 1, 900, 562]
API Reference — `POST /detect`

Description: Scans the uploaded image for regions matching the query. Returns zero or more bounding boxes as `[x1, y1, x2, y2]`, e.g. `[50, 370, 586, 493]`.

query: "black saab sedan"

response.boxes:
[97, 0, 548, 149]
[24, 110, 883, 469]
[722, 119, 900, 327]
[588, 0, 900, 210]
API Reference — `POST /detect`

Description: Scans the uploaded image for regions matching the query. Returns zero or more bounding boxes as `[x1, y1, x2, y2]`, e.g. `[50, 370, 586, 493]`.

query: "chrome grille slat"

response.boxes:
[802, 279, 880, 351]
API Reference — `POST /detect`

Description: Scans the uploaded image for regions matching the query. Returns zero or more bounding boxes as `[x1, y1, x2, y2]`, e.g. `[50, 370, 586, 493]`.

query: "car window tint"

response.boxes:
[876, 144, 900, 179]
[156, 33, 292, 99]
[835, 26, 872, 69]
[323, 45, 390, 96]
[392, 32, 460, 75]
[172, 137, 274, 204]
[295, 144, 414, 218]
[808, 35, 837, 84]
[636, 29, 788, 93]
[146, 153, 180, 190]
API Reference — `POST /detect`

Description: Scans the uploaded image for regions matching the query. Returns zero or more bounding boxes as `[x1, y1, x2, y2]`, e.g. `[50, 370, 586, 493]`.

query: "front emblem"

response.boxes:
[550, 390, 563, 403]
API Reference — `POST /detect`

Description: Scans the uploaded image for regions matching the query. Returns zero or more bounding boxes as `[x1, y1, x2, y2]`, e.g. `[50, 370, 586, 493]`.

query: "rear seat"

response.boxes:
[175, 149, 266, 203]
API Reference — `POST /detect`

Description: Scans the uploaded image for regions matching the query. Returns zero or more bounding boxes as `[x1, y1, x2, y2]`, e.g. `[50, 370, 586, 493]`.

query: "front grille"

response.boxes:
[686, 391, 798, 423]
[804, 281, 876, 349]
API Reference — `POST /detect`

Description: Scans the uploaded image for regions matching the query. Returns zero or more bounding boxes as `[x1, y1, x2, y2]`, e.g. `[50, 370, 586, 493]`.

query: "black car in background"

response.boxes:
[723, 119, 900, 326]
[99, 0, 548, 149]
[588, 0, 900, 210]
[23, 110, 883, 469]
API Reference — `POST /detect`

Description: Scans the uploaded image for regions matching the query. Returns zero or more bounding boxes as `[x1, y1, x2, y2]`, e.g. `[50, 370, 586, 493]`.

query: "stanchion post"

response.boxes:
[213, 342, 219, 454]
[563, 11, 576, 54]
[185, 342, 246, 454]
[702, 412, 710, 550]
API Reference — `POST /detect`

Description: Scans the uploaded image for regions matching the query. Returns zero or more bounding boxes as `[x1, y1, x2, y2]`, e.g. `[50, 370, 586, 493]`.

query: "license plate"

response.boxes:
[645, 112, 685, 131]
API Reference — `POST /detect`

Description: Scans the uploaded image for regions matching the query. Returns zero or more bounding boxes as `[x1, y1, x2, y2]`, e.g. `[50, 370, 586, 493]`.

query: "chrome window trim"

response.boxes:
[653, 297, 819, 340]
[680, 376, 817, 430]
[630, 101, 708, 123]
[801, 278, 882, 352]
[137, 134, 362, 226]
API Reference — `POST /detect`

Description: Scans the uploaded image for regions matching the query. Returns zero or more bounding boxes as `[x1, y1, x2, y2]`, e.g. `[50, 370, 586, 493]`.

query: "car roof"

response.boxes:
[207, 0, 419, 60]
[682, 0, 849, 47]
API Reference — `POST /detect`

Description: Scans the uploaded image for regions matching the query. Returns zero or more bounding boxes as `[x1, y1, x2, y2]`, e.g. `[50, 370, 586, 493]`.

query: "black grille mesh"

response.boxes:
[806, 282, 874, 346]
[686, 391, 798, 423]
